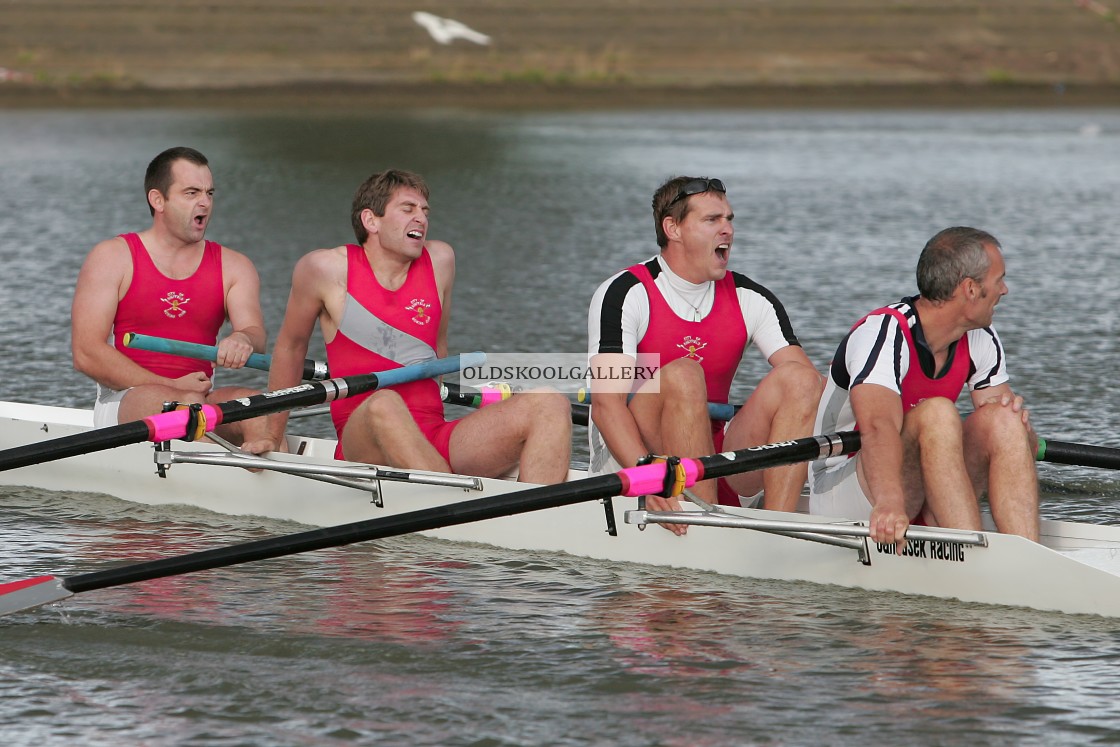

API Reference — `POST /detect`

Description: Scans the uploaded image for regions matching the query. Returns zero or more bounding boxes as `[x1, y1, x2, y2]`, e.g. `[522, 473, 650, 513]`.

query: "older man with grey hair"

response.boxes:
[809, 226, 1039, 550]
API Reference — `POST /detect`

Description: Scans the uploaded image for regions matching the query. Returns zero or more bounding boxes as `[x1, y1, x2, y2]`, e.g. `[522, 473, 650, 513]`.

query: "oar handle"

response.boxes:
[576, 387, 738, 421]
[123, 333, 330, 381]
[441, 382, 590, 426]
[440, 382, 513, 409]
[619, 431, 862, 495]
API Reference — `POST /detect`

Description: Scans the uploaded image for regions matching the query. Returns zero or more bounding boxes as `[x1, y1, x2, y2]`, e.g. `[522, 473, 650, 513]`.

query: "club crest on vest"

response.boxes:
[406, 298, 432, 325]
[161, 291, 190, 319]
[676, 335, 707, 362]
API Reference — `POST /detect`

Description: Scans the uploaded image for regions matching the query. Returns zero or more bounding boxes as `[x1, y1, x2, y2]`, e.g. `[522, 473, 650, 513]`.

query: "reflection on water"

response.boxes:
[6, 492, 1120, 743]
[1, 108, 1120, 744]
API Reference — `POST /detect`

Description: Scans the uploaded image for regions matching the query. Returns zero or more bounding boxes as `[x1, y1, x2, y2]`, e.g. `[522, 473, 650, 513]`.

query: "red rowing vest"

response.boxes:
[326, 245, 444, 448]
[112, 233, 225, 379]
[630, 263, 747, 407]
[861, 306, 971, 411]
[630, 264, 747, 505]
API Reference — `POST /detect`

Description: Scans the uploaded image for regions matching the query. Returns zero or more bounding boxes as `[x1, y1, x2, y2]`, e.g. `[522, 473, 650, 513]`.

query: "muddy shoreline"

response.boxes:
[3, 81, 1117, 112]
[4, 0, 1118, 112]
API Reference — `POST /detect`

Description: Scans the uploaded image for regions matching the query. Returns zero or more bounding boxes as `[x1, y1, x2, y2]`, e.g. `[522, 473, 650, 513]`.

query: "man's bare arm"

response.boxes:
[849, 383, 909, 547]
[218, 247, 267, 369]
[588, 353, 647, 468]
[428, 240, 455, 360]
[252, 250, 337, 450]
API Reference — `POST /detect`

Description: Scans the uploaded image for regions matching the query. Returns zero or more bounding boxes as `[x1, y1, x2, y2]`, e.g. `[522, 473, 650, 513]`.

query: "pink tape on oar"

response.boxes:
[617, 458, 702, 497]
[144, 404, 225, 442]
[480, 388, 505, 406]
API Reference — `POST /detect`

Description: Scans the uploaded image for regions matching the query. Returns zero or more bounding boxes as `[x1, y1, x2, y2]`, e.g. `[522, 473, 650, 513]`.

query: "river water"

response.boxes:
[1, 107, 1119, 745]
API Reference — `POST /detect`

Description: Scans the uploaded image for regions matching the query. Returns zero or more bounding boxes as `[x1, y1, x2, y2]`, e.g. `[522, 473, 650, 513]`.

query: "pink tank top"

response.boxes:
[113, 233, 226, 378]
[631, 264, 747, 505]
[630, 263, 747, 406]
[326, 245, 444, 442]
[860, 306, 971, 411]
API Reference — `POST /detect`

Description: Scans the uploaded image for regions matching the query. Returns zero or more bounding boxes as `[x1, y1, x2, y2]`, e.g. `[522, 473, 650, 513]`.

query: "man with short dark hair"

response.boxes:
[587, 176, 823, 527]
[809, 226, 1039, 546]
[256, 169, 572, 483]
[72, 146, 270, 446]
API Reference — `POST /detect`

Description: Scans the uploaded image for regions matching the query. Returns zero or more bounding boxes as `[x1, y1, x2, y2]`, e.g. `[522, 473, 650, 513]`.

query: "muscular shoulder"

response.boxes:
[294, 245, 348, 277]
[82, 235, 130, 270]
[424, 240, 456, 291]
[76, 235, 132, 288]
[425, 239, 455, 263]
[217, 244, 261, 280]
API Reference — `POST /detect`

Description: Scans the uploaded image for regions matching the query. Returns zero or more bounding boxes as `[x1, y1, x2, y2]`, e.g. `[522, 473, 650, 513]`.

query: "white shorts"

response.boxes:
[93, 384, 129, 428]
[809, 457, 872, 520]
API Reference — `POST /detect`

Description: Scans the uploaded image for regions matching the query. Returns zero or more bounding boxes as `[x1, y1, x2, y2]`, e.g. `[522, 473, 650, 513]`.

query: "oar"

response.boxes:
[123, 332, 330, 381]
[440, 382, 591, 426]
[0, 430, 861, 617]
[440, 381, 512, 409]
[1036, 438, 1120, 471]
[576, 387, 738, 422]
[0, 353, 484, 473]
[579, 388, 1120, 472]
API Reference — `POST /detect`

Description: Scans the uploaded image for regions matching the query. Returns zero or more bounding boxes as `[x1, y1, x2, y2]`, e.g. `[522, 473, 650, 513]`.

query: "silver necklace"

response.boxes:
[669, 279, 712, 322]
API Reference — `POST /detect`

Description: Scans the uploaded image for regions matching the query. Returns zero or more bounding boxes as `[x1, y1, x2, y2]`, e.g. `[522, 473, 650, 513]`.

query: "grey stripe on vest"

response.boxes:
[338, 293, 436, 366]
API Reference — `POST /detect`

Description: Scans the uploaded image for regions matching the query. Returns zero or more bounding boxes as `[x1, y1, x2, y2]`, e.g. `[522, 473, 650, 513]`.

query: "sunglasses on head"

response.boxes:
[667, 178, 726, 207]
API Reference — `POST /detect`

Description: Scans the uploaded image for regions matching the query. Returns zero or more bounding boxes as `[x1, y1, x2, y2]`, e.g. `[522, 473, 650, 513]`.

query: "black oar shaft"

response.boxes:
[0, 378, 359, 473]
[0, 354, 482, 474]
[0, 421, 153, 472]
[62, 475, 624, 593]
[696, 432, 861, 483]
[61, 431, 856, 596]
[1038, 439, 1120, 471]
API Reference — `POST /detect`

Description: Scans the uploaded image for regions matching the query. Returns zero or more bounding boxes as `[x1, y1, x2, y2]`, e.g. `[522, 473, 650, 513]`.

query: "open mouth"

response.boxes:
[715, 243, 730, 262]
[407, 229, 424, 240]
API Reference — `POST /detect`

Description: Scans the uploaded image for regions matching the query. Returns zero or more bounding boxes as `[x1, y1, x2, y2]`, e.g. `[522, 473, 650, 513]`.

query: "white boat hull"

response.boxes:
[3, 400, 1120, 618]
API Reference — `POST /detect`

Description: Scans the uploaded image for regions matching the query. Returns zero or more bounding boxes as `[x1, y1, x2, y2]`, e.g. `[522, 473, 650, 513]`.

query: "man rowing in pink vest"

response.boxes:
[586, 176, 823, 530]
[71, 146, 273, 447]
[252, 169, 571, 483]
[809, 227, 1039, 548]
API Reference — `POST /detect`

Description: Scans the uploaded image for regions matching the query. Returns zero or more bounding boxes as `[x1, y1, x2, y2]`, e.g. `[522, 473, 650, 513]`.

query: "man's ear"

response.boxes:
[147, 188, 164, 214]
[361, 208, 379, 236]
[662, 215, 681, 242]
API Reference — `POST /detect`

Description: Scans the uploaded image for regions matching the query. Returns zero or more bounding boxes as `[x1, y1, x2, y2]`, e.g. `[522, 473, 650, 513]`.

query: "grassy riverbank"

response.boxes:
[2, 0, 1118, 109]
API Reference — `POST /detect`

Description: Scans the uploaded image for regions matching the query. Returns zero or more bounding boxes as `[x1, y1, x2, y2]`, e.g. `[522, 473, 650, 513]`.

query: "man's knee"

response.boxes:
[355, 390, 411, 425]
[658, 358, 708, 400]
[768, 361, 824, 407]
[908, 397, 961, 427]
[967, 400, 1031, 444]
[534, 389, 573, 421]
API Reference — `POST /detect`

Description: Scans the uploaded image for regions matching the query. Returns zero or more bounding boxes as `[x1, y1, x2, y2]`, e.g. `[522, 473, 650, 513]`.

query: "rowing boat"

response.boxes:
[2, 399, 1120, 618]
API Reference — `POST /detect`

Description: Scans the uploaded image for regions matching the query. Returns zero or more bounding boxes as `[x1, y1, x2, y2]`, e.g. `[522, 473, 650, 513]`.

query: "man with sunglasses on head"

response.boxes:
[252, 169, 572, 484]
[586, 176, 823, 529]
